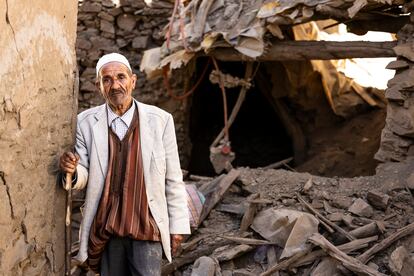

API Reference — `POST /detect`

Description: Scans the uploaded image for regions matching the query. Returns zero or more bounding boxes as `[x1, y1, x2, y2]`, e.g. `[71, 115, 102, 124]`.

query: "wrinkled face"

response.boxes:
[96, 62, 137, 111]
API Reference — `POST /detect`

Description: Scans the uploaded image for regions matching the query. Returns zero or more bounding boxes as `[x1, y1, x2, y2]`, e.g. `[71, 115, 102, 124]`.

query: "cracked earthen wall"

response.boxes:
[0, 0, 78, 274]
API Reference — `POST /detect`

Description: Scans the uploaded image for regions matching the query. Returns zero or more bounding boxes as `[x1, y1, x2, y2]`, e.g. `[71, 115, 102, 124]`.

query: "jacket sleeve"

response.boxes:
[163, 114, 191, 234]
[72, 120, 89, 190]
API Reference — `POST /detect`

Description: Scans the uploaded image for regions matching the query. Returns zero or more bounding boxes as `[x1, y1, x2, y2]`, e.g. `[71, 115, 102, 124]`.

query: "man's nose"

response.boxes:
[111, 78, 122, 89]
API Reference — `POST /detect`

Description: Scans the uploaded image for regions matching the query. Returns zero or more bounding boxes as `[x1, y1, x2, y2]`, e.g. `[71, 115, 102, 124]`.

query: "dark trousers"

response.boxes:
[100, 237, 162, 276]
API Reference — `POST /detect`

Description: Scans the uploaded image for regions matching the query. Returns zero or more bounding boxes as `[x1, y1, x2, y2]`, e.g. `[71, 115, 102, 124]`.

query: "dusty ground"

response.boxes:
[297, 108, 386, 177]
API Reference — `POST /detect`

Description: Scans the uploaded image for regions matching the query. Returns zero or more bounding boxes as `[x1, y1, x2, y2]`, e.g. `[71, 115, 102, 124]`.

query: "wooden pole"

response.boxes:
[309, 233, 386, 276]
[358, 222, 414, 264]
[209, 41, 397, 61]
[65, 173, 72, 276]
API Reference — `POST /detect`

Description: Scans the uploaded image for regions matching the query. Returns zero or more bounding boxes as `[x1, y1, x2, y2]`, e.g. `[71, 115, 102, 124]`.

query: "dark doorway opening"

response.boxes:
[188, 58, 293, 176]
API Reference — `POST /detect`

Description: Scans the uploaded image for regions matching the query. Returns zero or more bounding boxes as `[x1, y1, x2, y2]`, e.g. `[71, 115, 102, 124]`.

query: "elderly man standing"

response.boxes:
[59, 53, 190, 275]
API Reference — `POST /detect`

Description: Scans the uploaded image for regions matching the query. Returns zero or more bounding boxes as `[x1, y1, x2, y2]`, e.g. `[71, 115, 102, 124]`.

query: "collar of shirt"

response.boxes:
[106, 102, 135, 128]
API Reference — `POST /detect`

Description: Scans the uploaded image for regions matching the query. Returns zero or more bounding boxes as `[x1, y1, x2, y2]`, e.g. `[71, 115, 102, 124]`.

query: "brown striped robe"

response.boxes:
[87, 110, 160, 273]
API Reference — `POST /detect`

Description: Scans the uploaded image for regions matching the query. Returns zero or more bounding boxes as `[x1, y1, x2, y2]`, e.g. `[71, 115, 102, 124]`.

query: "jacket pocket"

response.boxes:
[151, 152, 166, 175]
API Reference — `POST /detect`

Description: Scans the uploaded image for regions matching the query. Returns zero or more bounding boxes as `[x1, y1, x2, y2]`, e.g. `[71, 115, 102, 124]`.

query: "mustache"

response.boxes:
[110, 88, 125, 94]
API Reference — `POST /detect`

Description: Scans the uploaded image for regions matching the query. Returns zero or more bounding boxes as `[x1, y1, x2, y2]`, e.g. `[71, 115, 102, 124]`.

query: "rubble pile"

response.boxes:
[168, 165, 414, 276]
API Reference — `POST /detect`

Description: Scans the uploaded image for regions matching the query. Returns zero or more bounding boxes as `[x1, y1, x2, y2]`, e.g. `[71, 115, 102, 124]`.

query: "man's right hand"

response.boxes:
[59, 152, 80, 174]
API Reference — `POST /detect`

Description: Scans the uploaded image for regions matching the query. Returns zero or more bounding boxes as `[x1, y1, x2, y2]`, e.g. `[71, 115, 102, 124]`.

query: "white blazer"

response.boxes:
[72, 99, 190, 263]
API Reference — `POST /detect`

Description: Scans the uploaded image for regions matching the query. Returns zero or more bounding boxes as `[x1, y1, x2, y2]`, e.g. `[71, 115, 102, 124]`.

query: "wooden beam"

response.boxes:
[315, 5, 408, 34]
[346, 16, 409, 35]
[210, 41, 397, 61]
[309, 233, 386, 276]
[197, 169, 240, 227]
[358, 222, 414, 264]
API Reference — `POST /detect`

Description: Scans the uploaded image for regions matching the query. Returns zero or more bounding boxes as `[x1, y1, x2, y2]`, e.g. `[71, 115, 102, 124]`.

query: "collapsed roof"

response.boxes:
[141, 0, 405, 75]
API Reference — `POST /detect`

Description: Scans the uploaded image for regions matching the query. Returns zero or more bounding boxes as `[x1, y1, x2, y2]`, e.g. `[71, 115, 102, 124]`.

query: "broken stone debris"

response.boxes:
[348, 198, 374, 218]
[367, 190, 390, 211]
[389, 246, 414, 276]
[191, 256, 221, 276]
[155, 167, 414, 275]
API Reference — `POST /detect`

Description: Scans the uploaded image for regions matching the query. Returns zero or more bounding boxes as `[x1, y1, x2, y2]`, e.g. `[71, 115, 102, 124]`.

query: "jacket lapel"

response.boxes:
[136, 100, 154, 184]
[92, 104, 109, 177]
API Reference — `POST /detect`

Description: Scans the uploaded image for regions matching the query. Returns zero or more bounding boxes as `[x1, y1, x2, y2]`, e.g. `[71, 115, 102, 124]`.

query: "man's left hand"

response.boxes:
[171, 234, 184, 257]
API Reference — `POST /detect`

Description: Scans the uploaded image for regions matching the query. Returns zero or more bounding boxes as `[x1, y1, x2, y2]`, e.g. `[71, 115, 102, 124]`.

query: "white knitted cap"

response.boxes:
[96, 53, 132, 77]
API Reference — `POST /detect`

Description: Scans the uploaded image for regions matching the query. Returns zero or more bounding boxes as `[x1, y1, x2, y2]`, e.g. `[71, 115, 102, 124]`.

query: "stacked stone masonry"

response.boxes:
[77, 0, 192, 165]
[376, 13, 414, 162]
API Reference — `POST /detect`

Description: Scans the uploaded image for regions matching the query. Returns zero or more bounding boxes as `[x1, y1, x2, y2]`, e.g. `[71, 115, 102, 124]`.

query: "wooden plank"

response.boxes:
[220, 235, 274, 245]
[188, 174, 214, 182]
[240, 193, 259, 232]
[210, 41, 397, 61]
[216, 203, 246, 215]
[335, 222, 379, 244]
[346, 16, 409, 35]
[358, 222, 414, 264]
[198, 169, 240, 227]
[212, 244, 254, 262]
[292, 236, 378, 268]
[262, 157, 293, 170]
[308, 233, 386, 276]
[297, 194, 355, 241]
[180, 234, 211, 252]
[198, 174, 225, 195]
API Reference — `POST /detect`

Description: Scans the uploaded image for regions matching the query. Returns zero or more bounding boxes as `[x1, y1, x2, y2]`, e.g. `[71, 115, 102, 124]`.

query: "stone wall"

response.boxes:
[376, 14, 414, 163]
[0, 0, 78, 274]
[76, 0, 191, 165]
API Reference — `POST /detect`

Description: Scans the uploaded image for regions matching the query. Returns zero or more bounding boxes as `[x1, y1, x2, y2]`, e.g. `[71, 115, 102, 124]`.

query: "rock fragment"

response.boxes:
[389, 246, 414, 276]
[367, 191, 390, 210]
[348, 198, 373, 217]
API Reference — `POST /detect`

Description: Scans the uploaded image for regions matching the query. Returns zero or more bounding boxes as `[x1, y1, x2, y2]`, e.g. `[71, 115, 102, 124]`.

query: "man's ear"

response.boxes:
[95, 80, 103, 94]
[131, 74, 137, 89]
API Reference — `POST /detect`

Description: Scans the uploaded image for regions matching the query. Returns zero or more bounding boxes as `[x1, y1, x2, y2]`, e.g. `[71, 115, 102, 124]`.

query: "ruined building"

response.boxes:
[2, 0, 414, 275]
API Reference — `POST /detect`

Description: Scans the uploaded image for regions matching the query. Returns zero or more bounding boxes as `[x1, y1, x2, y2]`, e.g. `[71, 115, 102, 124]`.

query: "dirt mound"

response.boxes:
[297, 108, 386, 177]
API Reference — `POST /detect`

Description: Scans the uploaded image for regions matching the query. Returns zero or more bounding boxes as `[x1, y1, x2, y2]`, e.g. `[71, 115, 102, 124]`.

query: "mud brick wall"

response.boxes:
[0, 0, 78, 274]
[76, 0, 191, 166]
